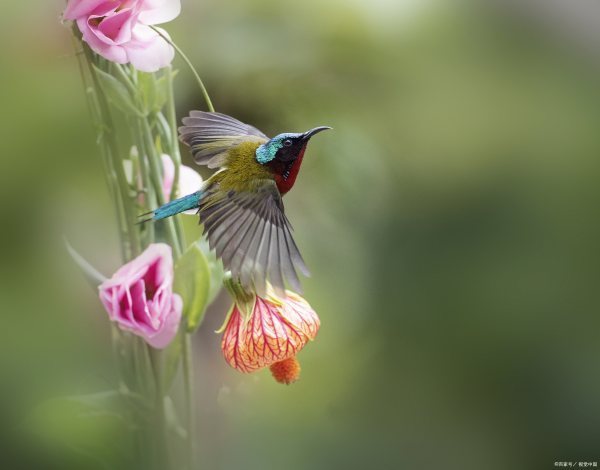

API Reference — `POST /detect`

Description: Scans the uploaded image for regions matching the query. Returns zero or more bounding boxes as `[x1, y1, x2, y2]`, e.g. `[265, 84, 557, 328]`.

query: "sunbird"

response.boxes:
[145, 111, 331, 296]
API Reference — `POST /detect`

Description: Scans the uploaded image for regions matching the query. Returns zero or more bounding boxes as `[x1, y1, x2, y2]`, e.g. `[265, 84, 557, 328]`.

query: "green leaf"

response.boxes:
[197, 238, 225, 305]
[136, 69, 176, 114]
[93, 65, 144, 117]
[162, 331, 182, 393]
[64, 238, 107, 287]
[174, 244, 211, 332]
[164, 396, 187, 440]
[136, 72, 156, 115]
[154, 69, 178, 113]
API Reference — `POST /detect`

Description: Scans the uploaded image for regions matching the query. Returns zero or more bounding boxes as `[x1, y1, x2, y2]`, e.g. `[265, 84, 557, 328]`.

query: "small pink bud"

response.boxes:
[160, 155, 203, 214]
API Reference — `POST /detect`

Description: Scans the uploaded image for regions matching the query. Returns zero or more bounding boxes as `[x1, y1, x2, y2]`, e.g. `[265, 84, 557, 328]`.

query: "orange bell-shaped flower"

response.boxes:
[220, 282, 320, 383]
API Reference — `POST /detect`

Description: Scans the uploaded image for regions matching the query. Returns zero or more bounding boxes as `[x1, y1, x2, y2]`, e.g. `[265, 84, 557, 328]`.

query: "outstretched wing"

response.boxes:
[199, 179, 309, 296]
[179, 111, 268, 169]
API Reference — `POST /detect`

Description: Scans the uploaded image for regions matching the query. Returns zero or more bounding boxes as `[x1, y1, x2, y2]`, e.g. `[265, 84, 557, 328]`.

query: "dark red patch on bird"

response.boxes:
[272, 144, 307, 195]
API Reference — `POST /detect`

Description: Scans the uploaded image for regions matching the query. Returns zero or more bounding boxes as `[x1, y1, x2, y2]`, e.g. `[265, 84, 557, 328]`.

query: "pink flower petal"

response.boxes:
[145, 294, 182, 349]
[78, 18, 128, 64]
[125, 25, 174, 72]
[161, 154, 176, 201]
[138, 0, 181, 25]
[95, 8, 135, 44]
[64, 0, 113, 20]
[161, 154, 203, 214]
[111, 243, 172, 283]
[129, 280, 152, 328]
[98, 244, 180, 348]
[66, 1, 178, 71]
[179, 166, 204, 197]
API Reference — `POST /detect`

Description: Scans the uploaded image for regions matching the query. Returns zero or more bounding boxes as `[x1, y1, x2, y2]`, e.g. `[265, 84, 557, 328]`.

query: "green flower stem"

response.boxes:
[132, 336, 152, 396]
[150, 26, 215, 113]
[163, 67, 187, 248]
[83, 46, 142, 259]
[110, 325, 131, 393]
[73, 25, 208, 470]
[133, 119, 156, 246]
[149, 347, 170, 470]
[181, 330, 196, 469]
[164, 67, 196, 467]
[97, 118, 130, 259]
[139, 116, 182, 258]
[113, 63, 138, 98]
[102, 106, 142, 258]
[73, 41, 119, 219]
[74, 37, 130, 260]
[150, 109, 186, 248]
[165, 67, 181, 202]
[113, 62, 183, 253]
[155, 112, 173, 152]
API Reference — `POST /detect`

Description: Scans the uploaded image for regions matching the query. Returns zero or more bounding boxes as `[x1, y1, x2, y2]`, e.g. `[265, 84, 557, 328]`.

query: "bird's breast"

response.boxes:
[274, 145, 307, 195]
[217, 141, 274, 192]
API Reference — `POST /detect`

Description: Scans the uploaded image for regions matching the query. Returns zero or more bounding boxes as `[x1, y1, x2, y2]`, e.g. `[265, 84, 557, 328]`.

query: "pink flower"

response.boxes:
[99, 243, 182, 348]
[161, 155, 203, 214]
[64, 0, 181, 72]
[221, 284, 320, 383]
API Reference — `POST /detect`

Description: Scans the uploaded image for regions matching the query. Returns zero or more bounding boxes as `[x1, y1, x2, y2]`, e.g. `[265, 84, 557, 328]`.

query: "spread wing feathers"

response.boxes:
[199, 180, 309, 297]
[179, 111, 268, 169]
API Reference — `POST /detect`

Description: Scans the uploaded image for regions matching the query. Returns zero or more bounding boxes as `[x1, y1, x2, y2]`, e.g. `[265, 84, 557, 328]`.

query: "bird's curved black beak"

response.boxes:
[302, 126, 332, 140]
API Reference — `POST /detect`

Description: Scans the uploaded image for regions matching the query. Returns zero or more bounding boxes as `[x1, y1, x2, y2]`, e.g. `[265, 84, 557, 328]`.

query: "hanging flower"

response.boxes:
[161, 155, 203, 214]
[220, 280, 320, 384]
[64, 0, 181, 72]
[99, 243, 182, 348]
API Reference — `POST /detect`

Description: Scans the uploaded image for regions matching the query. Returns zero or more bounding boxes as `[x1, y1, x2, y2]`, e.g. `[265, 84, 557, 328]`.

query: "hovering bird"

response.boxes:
[145, 111, 331, 296]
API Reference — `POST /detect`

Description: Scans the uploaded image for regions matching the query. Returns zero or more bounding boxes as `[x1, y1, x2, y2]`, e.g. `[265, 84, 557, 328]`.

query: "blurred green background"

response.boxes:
[2, 0, 600, 469]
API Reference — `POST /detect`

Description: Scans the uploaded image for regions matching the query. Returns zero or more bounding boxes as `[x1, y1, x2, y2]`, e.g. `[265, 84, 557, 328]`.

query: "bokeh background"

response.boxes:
[2, 0, 600, 469]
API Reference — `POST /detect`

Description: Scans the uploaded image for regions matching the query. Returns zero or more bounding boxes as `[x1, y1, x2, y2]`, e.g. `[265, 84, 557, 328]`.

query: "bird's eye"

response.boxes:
[283, 139, 293, 147]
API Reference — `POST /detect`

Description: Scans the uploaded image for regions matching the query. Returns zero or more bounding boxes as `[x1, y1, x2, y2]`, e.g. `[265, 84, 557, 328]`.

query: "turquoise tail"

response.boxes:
[139, 191, 202, 223]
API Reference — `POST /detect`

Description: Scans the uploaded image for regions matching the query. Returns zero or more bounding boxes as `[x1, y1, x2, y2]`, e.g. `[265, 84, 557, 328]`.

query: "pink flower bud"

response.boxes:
[220, 286, 320, 379]
[99, 243, 182, 348]
[160, 155, 203, 214]
[64, 0, 181, 72]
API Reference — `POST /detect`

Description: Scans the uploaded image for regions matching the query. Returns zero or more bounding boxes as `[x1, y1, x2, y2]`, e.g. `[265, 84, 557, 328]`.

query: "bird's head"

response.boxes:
[255, 126, 331, 194]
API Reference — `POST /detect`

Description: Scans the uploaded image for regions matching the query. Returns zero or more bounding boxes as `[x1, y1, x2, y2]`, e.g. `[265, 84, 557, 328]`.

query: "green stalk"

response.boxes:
[149, 347, 169, 470]
[181, 331, 196, 469]
[156, 112, 173, 152]
[164, 67, 181, 202]
[164, 65, 196, 468]
[121, 67, 189, 470]
[133, 119, 156, 246]
[150, 26, 215, 112]
[139, 116, 182, 258]
[113, 63, 138, 97]
[163, 66, 187, 248]
[73, 25, 206, 470]
[73, 35, 130, 260]
[83, 47, 142, 258]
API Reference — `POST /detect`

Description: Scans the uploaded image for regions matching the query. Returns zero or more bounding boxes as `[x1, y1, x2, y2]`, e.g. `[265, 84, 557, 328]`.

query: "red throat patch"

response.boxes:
[274, 145, 307, 194]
